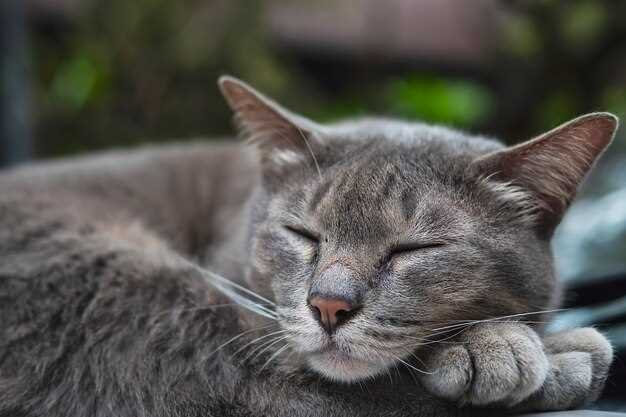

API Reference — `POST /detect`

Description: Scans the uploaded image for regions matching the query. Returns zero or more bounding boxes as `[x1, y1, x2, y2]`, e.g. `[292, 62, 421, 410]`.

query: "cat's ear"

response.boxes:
[218, 75, 321, 171]
[469, 112, 618, 235]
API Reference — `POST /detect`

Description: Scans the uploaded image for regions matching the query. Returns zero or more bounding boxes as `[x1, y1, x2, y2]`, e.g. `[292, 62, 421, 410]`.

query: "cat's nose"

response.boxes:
[307, 262, 364, 334]
[308, 296, 356, 334]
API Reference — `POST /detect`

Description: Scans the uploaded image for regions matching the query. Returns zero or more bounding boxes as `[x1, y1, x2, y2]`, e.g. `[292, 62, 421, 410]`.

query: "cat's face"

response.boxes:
[219, 76, 618, 382]
[250, 127, 556, 381]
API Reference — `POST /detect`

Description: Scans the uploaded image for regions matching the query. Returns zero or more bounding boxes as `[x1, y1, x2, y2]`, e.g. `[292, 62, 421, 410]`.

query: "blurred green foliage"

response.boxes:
[49, 54, 102, 110]
[385, 76, 494, 126]
[33, 0, 292, 156]
[560, 1, 607, 47]
[30, 0, 626, 157]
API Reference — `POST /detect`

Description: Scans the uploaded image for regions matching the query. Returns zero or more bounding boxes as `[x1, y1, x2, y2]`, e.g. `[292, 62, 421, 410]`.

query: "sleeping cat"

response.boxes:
[0, 76, 617, 417]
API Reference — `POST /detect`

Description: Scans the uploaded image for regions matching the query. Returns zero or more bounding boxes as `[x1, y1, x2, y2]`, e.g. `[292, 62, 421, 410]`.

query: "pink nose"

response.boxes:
[308, 296, 354, 334]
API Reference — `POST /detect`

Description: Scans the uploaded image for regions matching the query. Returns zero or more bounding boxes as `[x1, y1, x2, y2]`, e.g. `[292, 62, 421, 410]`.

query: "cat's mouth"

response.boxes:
[278, 305, 399, 381]
[306, 344, 392, 382]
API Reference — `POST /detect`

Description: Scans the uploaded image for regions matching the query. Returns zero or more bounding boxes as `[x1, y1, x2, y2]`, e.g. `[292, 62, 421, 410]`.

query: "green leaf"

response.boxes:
[385, 76, 494, 126]
[50, 55, 99, 111]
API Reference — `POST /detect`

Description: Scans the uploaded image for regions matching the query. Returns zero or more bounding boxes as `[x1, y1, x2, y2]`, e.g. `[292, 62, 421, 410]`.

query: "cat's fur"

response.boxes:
[0, 76, 618, 417]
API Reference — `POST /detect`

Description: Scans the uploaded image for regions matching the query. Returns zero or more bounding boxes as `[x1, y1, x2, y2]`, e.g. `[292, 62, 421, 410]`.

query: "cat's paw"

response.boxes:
[523, 327, 613, 410]
[420, 322, 550, 406]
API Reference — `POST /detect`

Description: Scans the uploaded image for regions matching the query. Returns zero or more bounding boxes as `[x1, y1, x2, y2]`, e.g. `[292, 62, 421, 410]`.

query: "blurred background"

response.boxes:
[1, 0, 626, 410]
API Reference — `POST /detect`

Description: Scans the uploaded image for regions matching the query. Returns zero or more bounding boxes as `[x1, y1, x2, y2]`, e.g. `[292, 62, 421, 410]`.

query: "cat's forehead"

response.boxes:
[319, 120, 503, 182]
[277, 121, 503, 240]
[326, 118, 502, 152]
[310, 153, 446, 210]
[295, 148, 474, 243]
[318, 120, 502, 189]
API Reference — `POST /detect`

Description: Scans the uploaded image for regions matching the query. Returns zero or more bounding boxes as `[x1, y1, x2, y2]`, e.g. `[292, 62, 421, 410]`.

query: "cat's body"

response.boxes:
[0, 141, 464, 417]
[0, 77, 617, 416]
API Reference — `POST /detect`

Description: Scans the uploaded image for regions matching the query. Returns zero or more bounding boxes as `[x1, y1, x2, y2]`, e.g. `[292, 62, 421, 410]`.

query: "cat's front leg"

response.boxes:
[419, 323, 612, 411]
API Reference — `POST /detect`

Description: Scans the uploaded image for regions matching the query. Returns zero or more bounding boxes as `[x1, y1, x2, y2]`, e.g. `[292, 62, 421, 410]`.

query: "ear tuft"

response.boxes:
[218, 75, 318, 150]
[218, 75, 251, 114]
[217, 76, 323, 179]
[470, 112, 618, 234]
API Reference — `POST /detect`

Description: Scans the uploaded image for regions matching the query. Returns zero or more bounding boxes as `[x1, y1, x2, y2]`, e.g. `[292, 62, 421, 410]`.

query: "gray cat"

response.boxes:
[0, 76, 618, 417]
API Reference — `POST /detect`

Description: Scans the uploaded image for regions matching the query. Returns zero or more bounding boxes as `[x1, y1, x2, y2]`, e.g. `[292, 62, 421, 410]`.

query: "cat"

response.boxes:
[0, 75, 618, 417]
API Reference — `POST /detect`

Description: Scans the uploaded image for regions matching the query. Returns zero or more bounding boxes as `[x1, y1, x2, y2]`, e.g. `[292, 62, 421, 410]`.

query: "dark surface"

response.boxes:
[522, 412, 626, 417]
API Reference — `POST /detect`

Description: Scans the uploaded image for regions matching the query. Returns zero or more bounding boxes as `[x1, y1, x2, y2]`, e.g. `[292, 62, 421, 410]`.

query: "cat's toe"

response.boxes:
[421, 344, 473, 401]
[455, 323, 548, 405]
[496, 325, 550, 405]
[542, 327, 613, 404]
[540, 351, 593, 409]
[464, 329, 520, 405]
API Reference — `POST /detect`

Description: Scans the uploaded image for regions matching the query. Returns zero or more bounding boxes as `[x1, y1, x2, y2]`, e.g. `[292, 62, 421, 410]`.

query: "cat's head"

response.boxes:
[219, 76, 618, 382]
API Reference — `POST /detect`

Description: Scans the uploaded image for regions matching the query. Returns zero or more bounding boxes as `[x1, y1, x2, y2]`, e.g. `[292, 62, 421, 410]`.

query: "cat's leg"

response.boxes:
[419, 323, 612, 410]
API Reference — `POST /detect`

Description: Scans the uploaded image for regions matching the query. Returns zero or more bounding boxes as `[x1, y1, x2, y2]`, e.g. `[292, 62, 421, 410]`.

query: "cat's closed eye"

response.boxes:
[284, 225, 319, 263]
[388, 242, 445, 258]
[284, 225, 319, 244]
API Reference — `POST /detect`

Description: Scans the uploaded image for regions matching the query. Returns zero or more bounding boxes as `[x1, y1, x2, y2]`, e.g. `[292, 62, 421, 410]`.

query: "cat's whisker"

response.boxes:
[360, 348, 394, 384]
[431, 319, 551, 326]
[153, 303, 276, 320]
[372, 328, 467, 353]
[259, 343, 291, 373]
[230, 329, 290, 359]
[172, 256, 279, 321]
[240, 333, 286, 360]
[397, 359, 420, 386]
[400, 336, 458, 345]
[428, 308, 567, 332]
[296, 126, 322, 180]
[247, 335, 291, 363]
[400, 318, 548, 350]
[357, 380, 366, 393]
[413, 319, 550, 342]
[384, 360, 395, 385]
[400, 325, 472, 349]
[207, 324, 275, 357]
[412, 325, 474, 342]
[240, 333, 291, 363]
[420, 318, 551, 333]
[211, 282, 278, 320]
[392, 361, 403, 381]
[197, 267, 276, 307]
[201, 278, 278, 319]
[408, 352, 429, 370]
[393, 355, 434, 375]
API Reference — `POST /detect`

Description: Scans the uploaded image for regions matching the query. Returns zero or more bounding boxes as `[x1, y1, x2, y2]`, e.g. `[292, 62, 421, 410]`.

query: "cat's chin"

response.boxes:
[306, 349, 389, 382]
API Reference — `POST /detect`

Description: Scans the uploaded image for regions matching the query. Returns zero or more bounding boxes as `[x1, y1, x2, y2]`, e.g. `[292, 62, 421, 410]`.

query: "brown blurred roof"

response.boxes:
[25, 0, 89, 19]
[267, 0, 499, 67]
